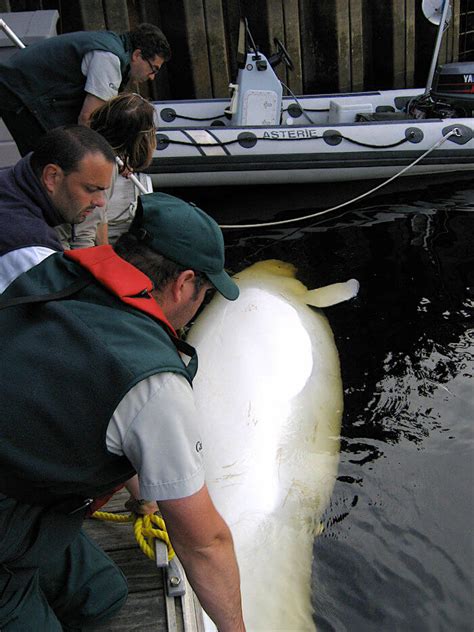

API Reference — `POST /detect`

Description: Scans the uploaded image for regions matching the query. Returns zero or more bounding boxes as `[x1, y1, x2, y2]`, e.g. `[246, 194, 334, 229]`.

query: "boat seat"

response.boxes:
[328, 100, 374, 124]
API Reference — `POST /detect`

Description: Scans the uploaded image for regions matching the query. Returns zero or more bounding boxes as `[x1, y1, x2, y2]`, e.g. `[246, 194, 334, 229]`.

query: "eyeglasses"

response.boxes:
[142, 54, 161, 77]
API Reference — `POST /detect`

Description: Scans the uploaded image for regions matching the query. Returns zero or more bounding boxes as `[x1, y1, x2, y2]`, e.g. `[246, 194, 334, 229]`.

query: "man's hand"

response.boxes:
[124, 496, 158, 515]
[123, 474, 159, 515]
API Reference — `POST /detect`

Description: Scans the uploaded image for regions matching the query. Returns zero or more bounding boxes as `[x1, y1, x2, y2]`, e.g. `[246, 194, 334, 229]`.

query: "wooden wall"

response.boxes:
[0, 0, 465, 100]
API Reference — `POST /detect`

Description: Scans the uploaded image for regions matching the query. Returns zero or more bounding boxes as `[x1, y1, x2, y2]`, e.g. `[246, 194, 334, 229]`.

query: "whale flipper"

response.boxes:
[305, 278, 360, 308]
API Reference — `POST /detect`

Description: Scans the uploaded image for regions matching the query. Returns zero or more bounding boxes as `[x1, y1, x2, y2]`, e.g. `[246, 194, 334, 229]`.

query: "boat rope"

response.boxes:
[219, 128, 459, 229]
[157, 132, 412, 150]
[167, 113, 228, 122]
[92, 510, 175, 562]
[282, 105, 330, 114]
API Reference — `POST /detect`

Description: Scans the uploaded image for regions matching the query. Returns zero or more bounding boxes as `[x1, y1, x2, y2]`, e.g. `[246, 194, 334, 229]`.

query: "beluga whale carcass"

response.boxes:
[186, 259, 359, 631]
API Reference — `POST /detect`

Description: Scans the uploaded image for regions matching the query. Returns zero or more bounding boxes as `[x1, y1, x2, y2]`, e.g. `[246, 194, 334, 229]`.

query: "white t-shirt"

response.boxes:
[107, 373, 205, 501]
[81, 50, 122, 101]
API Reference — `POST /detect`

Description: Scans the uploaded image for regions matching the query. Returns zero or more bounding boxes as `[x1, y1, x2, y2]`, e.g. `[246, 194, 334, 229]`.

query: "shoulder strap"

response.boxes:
[0, 277, 91, 311]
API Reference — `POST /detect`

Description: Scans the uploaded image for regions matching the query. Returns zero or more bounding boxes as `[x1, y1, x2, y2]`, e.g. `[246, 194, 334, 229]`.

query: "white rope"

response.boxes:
[115, 157, 149, 194]
[219, 129, 459, 229]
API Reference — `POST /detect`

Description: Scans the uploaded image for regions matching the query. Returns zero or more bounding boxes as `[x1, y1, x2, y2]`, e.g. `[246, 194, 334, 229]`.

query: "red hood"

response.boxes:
[65, 246, 176, 336]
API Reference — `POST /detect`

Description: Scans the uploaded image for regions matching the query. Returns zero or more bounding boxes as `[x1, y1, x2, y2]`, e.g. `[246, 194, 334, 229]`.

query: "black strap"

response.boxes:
[0, 277, 91, 311]
[172, 335, 198, 378]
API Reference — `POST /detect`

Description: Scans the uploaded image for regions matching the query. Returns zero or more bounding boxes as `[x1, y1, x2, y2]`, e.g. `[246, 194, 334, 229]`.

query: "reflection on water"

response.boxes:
[222, 179, 473, 631]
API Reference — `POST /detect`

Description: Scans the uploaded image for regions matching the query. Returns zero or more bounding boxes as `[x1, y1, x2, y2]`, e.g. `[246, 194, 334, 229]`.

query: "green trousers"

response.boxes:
[0, 497, 128, 630]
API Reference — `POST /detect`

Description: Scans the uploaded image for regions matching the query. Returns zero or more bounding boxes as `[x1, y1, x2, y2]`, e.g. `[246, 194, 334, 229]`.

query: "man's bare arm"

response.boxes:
[159, 485, 246, 632]
[78, 93, 107, 126]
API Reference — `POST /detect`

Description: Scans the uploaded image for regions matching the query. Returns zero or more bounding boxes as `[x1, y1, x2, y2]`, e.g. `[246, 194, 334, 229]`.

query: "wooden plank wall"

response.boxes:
[1, 0, 464, 98]
[459, 0, 474, 60]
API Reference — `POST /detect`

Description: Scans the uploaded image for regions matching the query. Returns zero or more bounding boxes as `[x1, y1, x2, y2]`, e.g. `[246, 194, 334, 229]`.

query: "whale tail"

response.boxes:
[305, 278, 360, 308]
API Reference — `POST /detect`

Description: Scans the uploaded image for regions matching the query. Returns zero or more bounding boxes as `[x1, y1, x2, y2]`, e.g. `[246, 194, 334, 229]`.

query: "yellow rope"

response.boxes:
[92, 511, 175, 561]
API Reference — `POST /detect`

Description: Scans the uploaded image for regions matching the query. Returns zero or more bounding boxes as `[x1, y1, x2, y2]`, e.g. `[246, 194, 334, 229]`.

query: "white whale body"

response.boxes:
[186, 260, 358, 631]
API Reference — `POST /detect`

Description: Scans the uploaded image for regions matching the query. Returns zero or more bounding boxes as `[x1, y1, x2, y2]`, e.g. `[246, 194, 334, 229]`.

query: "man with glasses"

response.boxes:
[0, 23, 170, 156]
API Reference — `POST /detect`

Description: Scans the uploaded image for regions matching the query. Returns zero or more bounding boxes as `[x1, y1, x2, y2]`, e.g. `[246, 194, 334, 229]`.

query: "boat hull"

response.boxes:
[148, 89, 474, 187]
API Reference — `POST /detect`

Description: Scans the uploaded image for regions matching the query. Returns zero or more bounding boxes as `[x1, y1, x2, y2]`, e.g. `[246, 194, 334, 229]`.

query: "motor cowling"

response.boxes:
[431, 62, 474, 116]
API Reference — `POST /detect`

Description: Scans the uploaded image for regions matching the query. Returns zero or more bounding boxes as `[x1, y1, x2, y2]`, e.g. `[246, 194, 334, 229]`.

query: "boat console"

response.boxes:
[226, 19, 283, 126]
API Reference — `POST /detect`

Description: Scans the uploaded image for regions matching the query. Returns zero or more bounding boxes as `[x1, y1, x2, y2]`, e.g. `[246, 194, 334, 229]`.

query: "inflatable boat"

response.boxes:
[147, 16, 474, 188]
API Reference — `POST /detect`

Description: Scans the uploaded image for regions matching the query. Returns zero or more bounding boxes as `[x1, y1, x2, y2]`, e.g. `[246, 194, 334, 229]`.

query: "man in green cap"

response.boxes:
[0, 193, 245, 631]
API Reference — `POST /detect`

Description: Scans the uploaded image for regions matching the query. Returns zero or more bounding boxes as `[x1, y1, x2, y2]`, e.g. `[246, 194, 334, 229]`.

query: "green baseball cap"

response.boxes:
[129, 192, 239, 301]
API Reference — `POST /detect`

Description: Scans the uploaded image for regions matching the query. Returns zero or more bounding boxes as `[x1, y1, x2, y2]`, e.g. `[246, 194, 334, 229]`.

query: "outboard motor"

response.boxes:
[409, 2, 474, 119]
[408, 62, 474, 119]
[430, 62, 474, 116]
[226, 19, 283, 126]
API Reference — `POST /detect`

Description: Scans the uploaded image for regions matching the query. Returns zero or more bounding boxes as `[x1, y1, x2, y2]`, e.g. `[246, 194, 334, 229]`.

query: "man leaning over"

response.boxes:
[0, 125, 115, 293]
[0, 193, 246, 631]
[0, 22, 170, 155]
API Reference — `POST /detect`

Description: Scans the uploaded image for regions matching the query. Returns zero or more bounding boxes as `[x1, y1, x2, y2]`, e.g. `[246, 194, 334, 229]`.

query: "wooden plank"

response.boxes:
[264, 0, 285, 84]
[103, 0, 130, 32]
[84, 512, 206, 631]
[132, 0, 173, 100]
[349, 0, 365, 91]
[108, 548, 165, 593]
[298, 0, 342, 93]
[203, 0, 230, 97]
[101, 590, 167, 630]
[83, 502, 168, 629]
[405, 0, 416, 86]
[77, 0, 106, 30]
[391, 0, 407, 88]
[182, 0, 212, 98]
[438, 15, 450, 64]
[221, 0, 241, 80]
[335, 0, 352, 92]
[450, 0, 461, 60]
[282, 0, 303, 94]
[84, 516, 137, 550]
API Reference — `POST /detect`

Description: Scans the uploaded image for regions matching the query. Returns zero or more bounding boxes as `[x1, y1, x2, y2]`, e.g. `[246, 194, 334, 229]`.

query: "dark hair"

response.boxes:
[129, 23, 171, 62]
[114, 232, 207, 297]
[30, 125, 116, 178]
[89, 93, 156, 171]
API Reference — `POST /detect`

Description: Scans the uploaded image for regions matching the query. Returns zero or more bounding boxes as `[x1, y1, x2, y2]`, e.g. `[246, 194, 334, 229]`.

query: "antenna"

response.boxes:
[422, 0, 452, 96]
[0, 18, 26, 48]
[244, 17, 260, 60]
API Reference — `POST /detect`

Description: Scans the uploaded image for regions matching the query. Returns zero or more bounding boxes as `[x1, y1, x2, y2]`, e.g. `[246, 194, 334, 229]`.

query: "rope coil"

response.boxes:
[92, 510, 175, 561]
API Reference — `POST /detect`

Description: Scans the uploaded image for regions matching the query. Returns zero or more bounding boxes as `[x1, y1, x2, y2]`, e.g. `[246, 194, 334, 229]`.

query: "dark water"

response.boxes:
[218, 178, 473, 631]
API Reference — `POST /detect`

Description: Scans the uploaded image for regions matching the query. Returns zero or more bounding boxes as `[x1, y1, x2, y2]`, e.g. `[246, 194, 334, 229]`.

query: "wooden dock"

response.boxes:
[1, 0, 470, 100]
[83, 490, 204, 631]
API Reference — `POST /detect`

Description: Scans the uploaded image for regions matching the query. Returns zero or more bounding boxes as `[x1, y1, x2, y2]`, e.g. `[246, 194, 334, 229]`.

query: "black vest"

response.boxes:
[0, 31, 132, 129]
[0, 250, 197, 511]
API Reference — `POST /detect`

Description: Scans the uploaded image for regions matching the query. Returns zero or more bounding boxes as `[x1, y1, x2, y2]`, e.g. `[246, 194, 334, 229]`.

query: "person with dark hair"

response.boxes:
[0, 125, 116, 292]
[0, 192, 245, 631]
[0, 23, 170, 155]
[64, 92, 157, 249]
